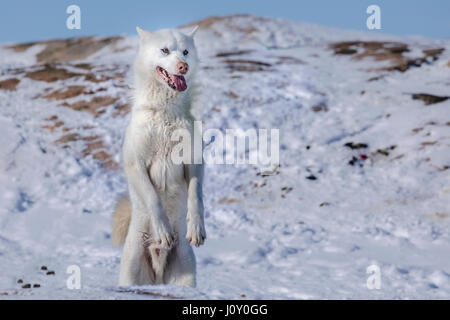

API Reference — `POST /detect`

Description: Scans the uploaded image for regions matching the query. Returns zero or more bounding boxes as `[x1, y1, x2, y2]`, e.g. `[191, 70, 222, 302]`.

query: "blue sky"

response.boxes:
[0, 0, 448, 43]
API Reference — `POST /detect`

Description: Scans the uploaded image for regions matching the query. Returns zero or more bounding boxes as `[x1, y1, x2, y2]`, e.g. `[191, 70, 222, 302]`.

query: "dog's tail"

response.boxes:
[112, 196, 131, 247]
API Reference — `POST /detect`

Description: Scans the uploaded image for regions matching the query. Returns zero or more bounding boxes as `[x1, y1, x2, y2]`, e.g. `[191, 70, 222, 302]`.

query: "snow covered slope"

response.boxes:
[0, 15, 449, 299]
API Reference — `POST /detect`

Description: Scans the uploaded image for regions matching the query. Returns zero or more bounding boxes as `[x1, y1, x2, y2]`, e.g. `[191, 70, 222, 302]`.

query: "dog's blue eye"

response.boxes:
[161, 48, 170, 55]
[183, 49, 189, 56]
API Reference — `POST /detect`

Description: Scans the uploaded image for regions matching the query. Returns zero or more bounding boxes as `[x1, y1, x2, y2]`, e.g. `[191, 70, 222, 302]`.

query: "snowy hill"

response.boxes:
[0, 14, 449, 299]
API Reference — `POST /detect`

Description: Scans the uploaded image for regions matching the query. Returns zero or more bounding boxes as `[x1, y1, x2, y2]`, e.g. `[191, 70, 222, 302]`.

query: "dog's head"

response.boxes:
[135, 26, 199, 93]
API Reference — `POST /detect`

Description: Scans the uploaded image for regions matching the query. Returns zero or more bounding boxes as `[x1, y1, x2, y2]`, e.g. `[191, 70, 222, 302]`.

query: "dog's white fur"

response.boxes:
[112, 26, 205, 287]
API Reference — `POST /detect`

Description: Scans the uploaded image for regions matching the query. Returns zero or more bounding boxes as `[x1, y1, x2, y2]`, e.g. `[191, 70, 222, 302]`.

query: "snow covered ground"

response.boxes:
[0, 15, 449, 299]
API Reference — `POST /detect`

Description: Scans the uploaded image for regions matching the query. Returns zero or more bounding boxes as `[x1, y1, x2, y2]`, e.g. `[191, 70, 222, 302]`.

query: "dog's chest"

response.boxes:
[147, 117, 191, 193]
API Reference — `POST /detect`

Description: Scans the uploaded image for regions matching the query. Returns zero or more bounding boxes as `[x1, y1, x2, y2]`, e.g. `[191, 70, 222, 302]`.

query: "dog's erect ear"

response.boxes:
[136, 26, 151, 40]
[188, 25, 199, 38]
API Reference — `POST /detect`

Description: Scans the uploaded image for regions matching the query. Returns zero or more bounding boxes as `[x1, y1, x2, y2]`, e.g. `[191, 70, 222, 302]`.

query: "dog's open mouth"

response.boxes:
[156, 66, 187, 92]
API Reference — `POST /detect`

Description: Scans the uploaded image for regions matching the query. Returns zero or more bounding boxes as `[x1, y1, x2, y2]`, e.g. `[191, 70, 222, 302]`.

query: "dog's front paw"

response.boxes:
[152, 220, 175, 249]
[186, 217, 206, 247]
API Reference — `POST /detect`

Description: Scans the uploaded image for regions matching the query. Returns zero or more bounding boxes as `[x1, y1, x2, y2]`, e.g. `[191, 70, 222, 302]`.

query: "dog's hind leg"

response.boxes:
[144, 232, 170, 284]
[119, 223, 153, 286]
[163, 238, 196, 287]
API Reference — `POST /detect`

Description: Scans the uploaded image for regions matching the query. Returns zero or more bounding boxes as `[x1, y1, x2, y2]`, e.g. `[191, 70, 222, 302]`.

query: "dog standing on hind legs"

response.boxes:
[112, 25, 206, 287]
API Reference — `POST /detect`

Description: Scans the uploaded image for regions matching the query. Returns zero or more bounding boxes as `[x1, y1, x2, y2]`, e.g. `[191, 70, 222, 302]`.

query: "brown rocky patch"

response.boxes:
[42, 118, 65, 133]
[25, 62, 126, 85]
[311, 103, 328, 112]
[216, 50, 254, 58]
[181, 16, 229, 30]
[331, 41, 408, 57]
[8, 36, 122, 64]
[344, 142, 368, 150]
[368, 76, 384, 82]
[0, 78, 20, 91]
[46, 115, 58, 121]
[180, 14, 262, 36]
[40, 85, 109, 101]
[334, 47, 357, 55]
[43, 85, 86, 100]
[371, 145, 397, 157]
[330, 41, 444, 73]
[224, 59, 271, 72]
[84, 72, 124, 83]
[8, 42, 35, 52]
[54, 133, 119, 170]
[82, 137, 119, 170]
[437, 165, 449, 172]
[218, 197, 241, 204]
[226, 91, 239, 99]
[60, 96, 119, 116]
[25, 64, 83, 82]
[73, 63, 93, 70]
[421, 141, 437, 147]
[275, 56, 305, 65]
[181, 14, 256, 33]
[92, 151, 118, 170]
[412, 93, 449, 105]
[55, 133, 80, 144]
[422, 48, 445, 59]
[112, 103, 131, 117]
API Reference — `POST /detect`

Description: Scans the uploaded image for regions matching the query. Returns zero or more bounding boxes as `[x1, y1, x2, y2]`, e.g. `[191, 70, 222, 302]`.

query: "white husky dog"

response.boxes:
[112, 26, 206, 287]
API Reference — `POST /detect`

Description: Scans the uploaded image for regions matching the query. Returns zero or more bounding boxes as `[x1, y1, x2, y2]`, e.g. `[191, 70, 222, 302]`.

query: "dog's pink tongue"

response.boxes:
[172, 75, 187, 92]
